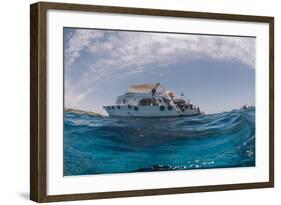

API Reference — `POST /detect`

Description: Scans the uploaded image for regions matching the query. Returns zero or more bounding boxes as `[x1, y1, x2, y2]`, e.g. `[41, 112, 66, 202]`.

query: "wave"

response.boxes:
[64, 108, 255, 175]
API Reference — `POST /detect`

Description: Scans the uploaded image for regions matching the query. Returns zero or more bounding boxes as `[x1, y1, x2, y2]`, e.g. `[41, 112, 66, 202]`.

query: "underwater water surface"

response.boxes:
[64, 108, 255, 176]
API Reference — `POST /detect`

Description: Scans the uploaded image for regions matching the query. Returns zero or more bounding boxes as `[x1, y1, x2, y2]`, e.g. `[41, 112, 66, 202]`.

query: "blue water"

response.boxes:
[64, 108, 255, 176]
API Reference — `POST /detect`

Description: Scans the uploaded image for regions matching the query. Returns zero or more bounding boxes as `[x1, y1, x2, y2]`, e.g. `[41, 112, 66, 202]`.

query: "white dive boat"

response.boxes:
[103, 83, 203, 117]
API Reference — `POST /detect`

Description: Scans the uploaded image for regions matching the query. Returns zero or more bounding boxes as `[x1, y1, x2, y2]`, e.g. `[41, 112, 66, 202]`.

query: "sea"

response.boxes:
[64, 108, 255, 176]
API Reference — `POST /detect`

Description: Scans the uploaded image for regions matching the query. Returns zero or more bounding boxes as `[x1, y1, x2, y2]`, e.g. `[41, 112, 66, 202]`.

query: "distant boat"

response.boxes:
[241, 104, 255, 110]
[103, 83, 203, 117]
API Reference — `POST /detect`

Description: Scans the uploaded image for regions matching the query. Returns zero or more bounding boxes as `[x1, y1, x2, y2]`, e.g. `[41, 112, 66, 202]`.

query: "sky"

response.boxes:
[64, 28, 255, 114]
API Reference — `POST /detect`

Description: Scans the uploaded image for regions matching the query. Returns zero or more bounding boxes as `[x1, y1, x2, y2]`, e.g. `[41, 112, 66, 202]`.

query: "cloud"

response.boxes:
[66, 29, 255, 76]
[64, 28, 255, 109]
[64, 29, 104, 70]
[64, 79, 93, 108]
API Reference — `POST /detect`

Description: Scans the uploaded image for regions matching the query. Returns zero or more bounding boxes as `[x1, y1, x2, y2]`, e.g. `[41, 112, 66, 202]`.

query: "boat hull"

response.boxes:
[103, 105, 200, 117]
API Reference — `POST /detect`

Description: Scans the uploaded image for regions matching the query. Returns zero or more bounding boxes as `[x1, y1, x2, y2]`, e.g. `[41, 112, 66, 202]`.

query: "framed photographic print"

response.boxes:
[30, 1, 274, 202]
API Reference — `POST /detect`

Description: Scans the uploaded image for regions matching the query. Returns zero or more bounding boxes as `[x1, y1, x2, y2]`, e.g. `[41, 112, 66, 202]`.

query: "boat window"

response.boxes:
[138, 98, 157, 106]
[152, 98, 157, 106]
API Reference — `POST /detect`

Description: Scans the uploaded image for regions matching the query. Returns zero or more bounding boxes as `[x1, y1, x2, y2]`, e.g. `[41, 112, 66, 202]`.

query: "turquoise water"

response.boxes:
[64, 108, 255, 176]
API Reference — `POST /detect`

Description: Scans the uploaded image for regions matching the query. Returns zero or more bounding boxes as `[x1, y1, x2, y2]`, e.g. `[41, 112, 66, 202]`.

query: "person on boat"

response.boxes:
[151, 88, 156, 96]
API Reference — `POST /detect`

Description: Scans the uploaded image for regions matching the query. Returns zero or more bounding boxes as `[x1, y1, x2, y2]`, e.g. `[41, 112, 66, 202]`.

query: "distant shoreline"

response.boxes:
[64, 108, 103, 117]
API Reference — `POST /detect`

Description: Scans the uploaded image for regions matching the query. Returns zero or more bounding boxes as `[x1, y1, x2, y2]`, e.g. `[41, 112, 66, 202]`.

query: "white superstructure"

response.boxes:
[103, 83, 203, 117]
